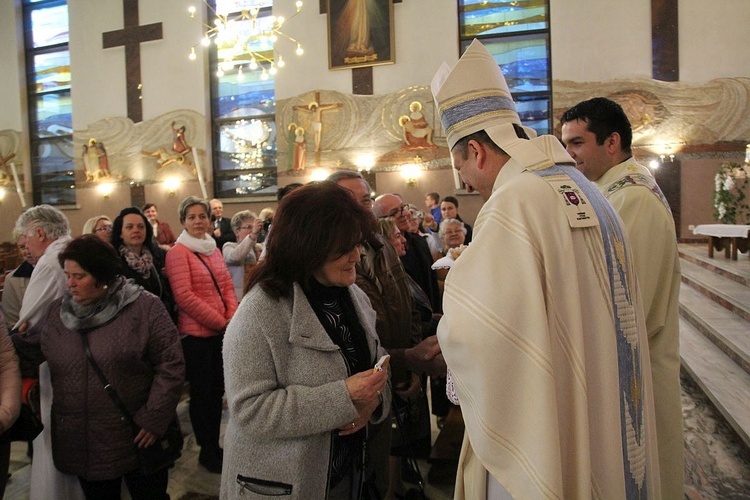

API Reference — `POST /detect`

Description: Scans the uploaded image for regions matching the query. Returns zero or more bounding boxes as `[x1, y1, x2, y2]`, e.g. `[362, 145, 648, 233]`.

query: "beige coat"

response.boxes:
[596, 157, 684, 499]
[0, 314, 20, 435]
[438, 138, 661, 499]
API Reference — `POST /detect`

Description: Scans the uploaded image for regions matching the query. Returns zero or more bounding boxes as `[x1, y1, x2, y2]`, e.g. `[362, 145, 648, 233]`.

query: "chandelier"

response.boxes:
[188, 1, 304, 79]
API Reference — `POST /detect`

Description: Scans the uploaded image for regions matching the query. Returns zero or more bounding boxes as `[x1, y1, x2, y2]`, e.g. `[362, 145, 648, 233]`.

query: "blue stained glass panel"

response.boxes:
[215, 68, 275, 118]
[32, 51, 70, 93]
[459, 0, 547, 38]
[461, 35, 549, 93]
[33, 93, 72, 134]
[30, 4, 68, 47]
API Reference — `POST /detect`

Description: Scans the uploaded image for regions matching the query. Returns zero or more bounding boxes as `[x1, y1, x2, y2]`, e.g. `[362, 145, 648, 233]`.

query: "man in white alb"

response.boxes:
[561, 97, 683, 499]
[432, 40, 661, 499]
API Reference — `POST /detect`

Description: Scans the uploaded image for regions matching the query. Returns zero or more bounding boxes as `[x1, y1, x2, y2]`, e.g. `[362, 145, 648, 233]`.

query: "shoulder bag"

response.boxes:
[193, 252, 229, 332]
[80, 330, 183, 475]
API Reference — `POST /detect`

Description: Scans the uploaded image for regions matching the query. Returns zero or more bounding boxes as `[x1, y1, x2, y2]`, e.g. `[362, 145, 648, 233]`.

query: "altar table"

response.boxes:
[693, 224, 750, 260]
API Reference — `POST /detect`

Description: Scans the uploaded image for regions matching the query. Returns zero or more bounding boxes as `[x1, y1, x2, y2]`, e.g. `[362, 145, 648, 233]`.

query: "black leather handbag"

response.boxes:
[4, 402, 43, 442]
[81, 330, 183, 475]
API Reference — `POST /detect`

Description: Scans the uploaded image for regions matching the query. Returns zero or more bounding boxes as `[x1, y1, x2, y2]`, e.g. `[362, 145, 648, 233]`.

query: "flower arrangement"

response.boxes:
[713, 162, 750, 224]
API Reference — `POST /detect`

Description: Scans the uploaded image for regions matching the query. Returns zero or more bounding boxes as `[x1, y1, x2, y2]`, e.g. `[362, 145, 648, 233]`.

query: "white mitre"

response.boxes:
[431, 39, 573, 169]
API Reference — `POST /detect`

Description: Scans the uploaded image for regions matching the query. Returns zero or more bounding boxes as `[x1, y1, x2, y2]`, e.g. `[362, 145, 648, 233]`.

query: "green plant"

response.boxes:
[713, 162, 750, 224]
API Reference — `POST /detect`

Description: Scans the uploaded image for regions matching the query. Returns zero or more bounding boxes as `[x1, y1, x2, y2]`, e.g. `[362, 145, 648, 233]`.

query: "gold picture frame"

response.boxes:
[327, 0, 395, 70]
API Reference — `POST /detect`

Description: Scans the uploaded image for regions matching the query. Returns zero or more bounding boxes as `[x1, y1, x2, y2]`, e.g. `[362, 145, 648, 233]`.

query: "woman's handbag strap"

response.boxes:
[80, 330, 139, 432]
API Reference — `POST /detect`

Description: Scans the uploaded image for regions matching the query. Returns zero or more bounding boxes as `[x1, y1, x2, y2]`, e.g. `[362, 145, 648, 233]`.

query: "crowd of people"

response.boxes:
[0, 38, 684, 500]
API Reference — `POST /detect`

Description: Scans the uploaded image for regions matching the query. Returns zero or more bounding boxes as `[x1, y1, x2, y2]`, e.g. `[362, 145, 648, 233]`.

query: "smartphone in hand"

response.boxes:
[373, 354, 391, 373]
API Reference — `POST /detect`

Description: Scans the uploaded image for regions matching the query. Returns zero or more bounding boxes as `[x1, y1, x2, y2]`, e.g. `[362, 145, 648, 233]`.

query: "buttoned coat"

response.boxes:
[221, 283, 391, 499]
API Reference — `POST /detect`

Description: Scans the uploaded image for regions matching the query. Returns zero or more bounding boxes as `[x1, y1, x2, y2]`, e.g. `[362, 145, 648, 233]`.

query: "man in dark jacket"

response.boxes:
[329, 172, 445, 497]
[209, 198, 236, 249]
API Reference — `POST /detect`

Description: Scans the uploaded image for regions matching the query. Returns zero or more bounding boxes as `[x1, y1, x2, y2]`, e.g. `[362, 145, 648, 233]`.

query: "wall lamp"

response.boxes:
[97, 182, 115, 199]
[400, 155, 423, 187]
[164, 177, 181, 196]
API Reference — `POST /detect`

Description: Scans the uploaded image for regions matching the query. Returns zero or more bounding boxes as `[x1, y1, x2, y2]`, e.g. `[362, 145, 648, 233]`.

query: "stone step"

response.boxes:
[679, 317, 750, 449]
[680, 259, 750, 323]
[678, 243, 750, 287]
[680, 283, 750, 375]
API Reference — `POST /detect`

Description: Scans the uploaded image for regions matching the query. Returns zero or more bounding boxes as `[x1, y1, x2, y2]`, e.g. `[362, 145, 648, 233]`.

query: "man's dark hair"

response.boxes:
[111, 207, 158, 254]
[59, 235, 121, 286]
[142, 203, 157, 212]
[248, 181, 376, 298]
[560, 97, 633, 154]
[277, 182, 304, 201]
[452, 124, 529, 160]
[426, 192, 440, 204]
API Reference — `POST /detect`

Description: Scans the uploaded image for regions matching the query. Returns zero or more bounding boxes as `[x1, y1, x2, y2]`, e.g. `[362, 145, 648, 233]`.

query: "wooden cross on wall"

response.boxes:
[102, 0, 163, 123]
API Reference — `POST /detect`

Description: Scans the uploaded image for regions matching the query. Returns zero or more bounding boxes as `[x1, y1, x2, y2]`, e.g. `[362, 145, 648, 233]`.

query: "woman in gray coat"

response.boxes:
[221, 182, 391, 499]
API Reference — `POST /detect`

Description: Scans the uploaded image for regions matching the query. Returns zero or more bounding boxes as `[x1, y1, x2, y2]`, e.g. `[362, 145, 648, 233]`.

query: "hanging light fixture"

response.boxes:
[187, 1, 304, 73]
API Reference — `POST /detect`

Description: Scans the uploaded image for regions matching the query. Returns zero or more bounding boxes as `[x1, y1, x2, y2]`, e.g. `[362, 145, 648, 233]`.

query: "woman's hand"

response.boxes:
[339, 367, 387, 436]
[134, 428, 157, 448]
[249, 218, 264, 240]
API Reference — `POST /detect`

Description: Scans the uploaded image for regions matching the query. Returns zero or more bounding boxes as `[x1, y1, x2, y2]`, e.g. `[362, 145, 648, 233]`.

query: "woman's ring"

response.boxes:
[376, 390, 381, 396]
[351, 422, 356, 429]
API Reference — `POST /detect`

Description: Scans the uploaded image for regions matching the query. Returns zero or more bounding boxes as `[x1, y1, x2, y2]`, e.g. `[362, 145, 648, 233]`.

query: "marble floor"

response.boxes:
[4, 372, 750, 499]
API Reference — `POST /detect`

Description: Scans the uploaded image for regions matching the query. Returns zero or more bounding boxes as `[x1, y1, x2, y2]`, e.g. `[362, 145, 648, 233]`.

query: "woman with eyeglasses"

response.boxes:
[222, 210, 263, 300]
[221, 182, 390, 499]
[82, 216, 112, 244]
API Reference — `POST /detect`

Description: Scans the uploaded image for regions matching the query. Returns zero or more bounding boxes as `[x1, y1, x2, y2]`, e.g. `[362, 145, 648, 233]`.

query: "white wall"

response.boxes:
[550, 0, 750, 83]
[0, 0, 24, 131]
[69, 0, 208, 127]
[550, 0, 652, 81]
[679, 0, 750, 82]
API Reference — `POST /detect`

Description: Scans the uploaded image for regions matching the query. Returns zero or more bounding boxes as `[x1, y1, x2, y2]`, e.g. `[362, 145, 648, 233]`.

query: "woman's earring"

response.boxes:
[102, 284, 108, 290]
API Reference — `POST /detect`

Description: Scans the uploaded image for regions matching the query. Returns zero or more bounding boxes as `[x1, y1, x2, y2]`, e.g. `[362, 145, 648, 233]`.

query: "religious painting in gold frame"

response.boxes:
[327, 0, 395, 70]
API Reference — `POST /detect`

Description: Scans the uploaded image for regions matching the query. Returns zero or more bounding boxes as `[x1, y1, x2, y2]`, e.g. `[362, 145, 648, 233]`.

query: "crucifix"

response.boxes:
[292, 91, 343, 157]
[102, 0, 163, 123]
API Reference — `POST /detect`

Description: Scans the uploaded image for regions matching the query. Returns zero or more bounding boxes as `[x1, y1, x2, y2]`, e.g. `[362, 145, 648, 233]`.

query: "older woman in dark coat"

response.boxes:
[221, 182, 390, 499]
[14, 236, 184, 499]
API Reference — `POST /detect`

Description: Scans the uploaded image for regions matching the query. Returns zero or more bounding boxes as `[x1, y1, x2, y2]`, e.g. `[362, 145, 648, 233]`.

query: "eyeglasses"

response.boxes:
[239, 225, 255, 231]
[95, 225, 112, 233]
[381, 203, 409, 218]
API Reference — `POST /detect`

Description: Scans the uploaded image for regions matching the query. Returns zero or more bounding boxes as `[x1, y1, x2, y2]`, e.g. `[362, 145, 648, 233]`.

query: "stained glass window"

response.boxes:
[24, 0, 75, 206]
[210, 0, 279, 198]
[458, 0, 551, 135]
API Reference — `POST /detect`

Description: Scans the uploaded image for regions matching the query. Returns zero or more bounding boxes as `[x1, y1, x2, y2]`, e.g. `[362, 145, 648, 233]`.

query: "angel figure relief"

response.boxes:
[399, 101, 437, 150]
[0, 152, 16, 182]
[142, 121, 194, 170]
[82, 138, 111, 181]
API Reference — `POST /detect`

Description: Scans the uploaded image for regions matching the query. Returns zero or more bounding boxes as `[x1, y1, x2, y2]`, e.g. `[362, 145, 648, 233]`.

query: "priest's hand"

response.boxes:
[405, 336, 446, 377]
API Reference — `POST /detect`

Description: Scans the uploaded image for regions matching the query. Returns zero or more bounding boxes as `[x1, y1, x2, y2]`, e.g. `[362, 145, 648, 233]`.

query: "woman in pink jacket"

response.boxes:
[165, 196, 238, 474]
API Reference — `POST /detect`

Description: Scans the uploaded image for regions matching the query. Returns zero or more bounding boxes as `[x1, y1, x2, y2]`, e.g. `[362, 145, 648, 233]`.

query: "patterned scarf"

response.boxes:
[119, 245, 153, 279]
[59, 276, 142, 331]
